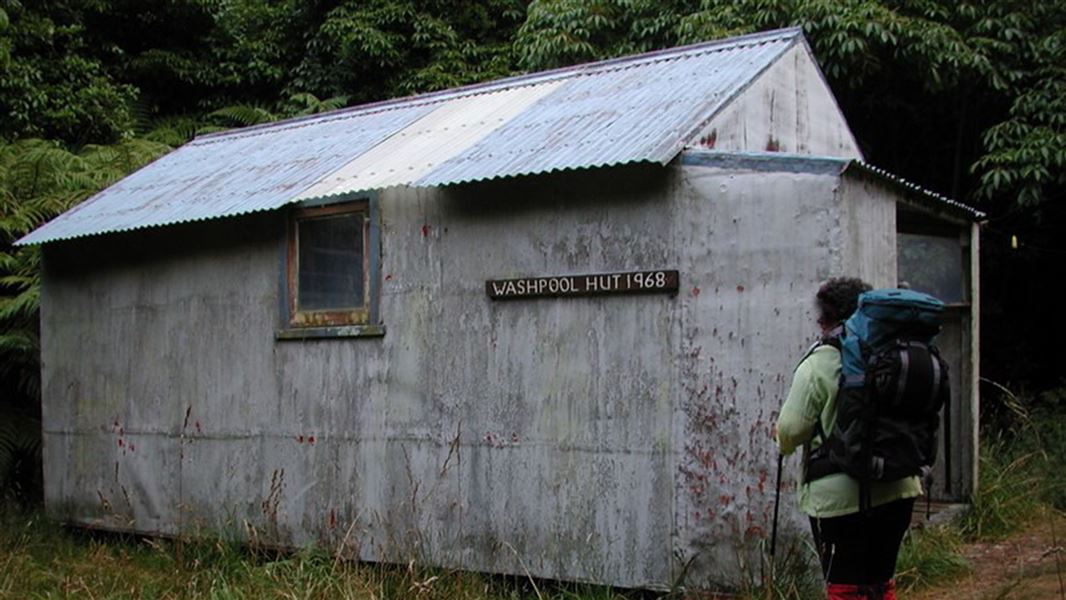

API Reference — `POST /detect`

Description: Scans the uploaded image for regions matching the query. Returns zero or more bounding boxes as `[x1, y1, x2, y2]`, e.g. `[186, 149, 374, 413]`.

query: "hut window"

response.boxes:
[897, 216, 967, 305]
[297, 213, 365, 311]
[280, 200, 382, 337]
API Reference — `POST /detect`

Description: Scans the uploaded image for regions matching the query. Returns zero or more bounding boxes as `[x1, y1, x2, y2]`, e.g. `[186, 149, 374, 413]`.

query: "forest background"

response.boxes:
[1, 0, 1064, 506]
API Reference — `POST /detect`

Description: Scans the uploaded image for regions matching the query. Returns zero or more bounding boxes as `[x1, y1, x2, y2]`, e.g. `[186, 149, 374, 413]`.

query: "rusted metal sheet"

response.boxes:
[18, 28, 803, 246]
[486, 270, 679, 299]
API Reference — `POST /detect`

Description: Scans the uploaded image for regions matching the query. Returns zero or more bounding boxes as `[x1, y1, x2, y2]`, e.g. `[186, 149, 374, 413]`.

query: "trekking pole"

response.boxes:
[770, 452, 784, 559]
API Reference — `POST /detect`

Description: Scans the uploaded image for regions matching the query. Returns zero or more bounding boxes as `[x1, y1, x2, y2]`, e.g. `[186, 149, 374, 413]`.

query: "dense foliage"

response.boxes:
[2, 0, 1064, 501]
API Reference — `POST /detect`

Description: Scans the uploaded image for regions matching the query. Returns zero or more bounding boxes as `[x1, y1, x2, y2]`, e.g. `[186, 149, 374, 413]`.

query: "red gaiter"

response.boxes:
[826, 580, 896, 600]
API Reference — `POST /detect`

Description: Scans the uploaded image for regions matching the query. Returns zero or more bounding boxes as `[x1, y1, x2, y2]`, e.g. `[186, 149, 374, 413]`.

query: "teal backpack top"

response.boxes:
[840, 289, 945, 389]
[807, 288, 950, 511]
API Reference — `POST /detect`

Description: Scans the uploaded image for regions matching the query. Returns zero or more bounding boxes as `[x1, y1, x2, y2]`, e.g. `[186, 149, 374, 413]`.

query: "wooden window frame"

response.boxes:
[277, 197, 384, 340]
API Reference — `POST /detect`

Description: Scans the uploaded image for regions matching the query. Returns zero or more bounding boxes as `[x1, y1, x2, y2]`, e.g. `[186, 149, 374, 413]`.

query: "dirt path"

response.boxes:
[908, 513, 1066, 600]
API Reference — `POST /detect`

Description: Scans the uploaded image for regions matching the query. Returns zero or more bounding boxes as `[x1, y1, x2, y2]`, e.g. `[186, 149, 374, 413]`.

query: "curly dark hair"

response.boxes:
[816, 277, 872, 327]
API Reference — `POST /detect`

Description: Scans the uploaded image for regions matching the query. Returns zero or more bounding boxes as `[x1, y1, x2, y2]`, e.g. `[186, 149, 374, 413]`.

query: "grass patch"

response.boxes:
[728, 537, 823, 600]
[961, 440, 1045, 540]
[964, 383, 1066, 541]
[0, 510, 643, 600]
[895, 524, 970, 594]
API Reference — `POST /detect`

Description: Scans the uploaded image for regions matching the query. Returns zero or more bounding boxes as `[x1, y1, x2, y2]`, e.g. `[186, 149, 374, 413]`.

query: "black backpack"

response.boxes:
[805, 289, 950, 510]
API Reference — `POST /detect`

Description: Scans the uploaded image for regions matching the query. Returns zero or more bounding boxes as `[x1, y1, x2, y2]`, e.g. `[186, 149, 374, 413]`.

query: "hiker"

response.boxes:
[775, 277, 928, 600]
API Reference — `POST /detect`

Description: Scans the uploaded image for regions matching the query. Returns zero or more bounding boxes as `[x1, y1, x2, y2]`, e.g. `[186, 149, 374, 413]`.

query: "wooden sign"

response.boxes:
[486, 270, 679, 300]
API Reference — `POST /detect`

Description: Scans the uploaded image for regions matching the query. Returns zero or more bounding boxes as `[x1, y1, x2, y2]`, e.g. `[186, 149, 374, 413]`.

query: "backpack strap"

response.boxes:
[802, 327, 844, 484]
[821, 325, 844, 350]
[795, 325, 843, 368]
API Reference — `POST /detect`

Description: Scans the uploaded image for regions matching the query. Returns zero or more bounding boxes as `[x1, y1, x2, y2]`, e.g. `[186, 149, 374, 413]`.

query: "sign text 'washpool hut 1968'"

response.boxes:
[486, 270, 679, 299]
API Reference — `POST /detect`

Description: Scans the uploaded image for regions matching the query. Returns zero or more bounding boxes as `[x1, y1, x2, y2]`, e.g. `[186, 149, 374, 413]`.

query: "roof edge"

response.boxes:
[679, 149, 985, 222]
[841, 161, 985, 222]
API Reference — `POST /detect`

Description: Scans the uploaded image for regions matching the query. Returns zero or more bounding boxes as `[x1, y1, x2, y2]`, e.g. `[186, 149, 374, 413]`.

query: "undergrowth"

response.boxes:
[895, 524, 970, 594]
[0, 511, 638, 600]
[961, 438, 1046, 540]
[963, 382, 1066, 540]
[734, 537, 823, 600]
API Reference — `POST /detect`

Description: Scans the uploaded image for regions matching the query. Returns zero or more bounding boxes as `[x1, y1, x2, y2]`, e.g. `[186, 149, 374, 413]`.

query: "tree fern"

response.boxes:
[0, 136, 172, 503]
[0, 407, 42, 505]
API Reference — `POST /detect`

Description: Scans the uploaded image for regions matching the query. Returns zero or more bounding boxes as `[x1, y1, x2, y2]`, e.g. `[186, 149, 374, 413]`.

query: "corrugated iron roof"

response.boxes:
[18, 28, 803, 245]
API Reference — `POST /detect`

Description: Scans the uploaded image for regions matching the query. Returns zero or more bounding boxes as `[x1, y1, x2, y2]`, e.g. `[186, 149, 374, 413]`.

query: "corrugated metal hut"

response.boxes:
[19, 28, 983, 590]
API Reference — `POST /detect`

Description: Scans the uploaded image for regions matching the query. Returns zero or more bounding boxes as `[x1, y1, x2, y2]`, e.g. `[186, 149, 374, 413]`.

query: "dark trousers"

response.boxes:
[809, 497, 915, 585]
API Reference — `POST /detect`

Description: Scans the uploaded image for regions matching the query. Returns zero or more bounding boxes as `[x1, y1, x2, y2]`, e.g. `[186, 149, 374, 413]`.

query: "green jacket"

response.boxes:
[776, 343, 922, 518]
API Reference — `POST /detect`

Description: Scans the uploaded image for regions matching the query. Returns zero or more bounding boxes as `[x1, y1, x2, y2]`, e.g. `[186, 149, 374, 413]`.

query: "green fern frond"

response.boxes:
[0, 141, 86, 200]
[0, 330, 37, 356]
[126, 95, 156, 136]
[0, 407, 42, 498]
[194, 125, 229, 136]
[208, 104, 279, 127]
[144, 117, 200, 146]
[80, 138, 170, 178]
[285, 93, 350, 116]
[0, 288, 39, 322]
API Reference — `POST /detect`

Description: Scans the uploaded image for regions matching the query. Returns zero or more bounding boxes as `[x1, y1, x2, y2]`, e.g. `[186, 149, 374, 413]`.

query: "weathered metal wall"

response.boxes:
[40, 156, 937, 590]
[671, 163, 839, 587]
[689, 44, 863, 160]
[835, 172, 898, 287]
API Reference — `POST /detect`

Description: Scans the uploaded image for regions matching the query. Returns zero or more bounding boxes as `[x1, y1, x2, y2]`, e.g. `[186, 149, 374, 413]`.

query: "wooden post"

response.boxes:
[970, 221, 981, 497]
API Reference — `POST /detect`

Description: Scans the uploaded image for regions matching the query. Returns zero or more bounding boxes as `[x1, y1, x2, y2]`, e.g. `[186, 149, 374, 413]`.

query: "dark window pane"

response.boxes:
[297, 214, 364, 310]
[898, 232, 964, 304]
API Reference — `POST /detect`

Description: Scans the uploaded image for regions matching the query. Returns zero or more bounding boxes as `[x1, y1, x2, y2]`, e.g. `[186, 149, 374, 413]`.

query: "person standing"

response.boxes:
[775, 277, 922, 600]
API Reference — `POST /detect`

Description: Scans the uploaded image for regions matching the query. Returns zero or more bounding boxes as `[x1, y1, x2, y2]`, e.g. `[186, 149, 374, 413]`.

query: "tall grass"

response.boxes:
[0, 509, 638, 600]
[731, 537, 822, 600]
[895, 525, 970, 594]
[963, 382, 1066, 540]
[961, 439, 1045, 540]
